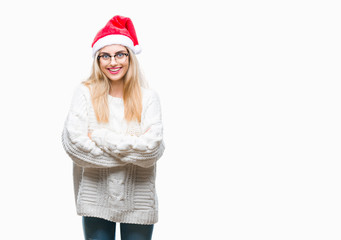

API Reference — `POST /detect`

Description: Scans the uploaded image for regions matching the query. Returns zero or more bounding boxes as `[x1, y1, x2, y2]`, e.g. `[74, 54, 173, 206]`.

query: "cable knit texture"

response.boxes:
[61, 83, 165, 224]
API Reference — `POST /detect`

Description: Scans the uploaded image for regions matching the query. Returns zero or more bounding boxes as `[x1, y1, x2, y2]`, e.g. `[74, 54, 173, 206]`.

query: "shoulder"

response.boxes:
[141, 87, 162, 114]
[72, 83, 91, 99]
[141, 87, 160, 103]
[69, 83, 92, 108]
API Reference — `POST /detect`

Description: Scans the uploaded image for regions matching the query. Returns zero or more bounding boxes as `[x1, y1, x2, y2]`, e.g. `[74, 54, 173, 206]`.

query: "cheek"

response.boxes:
[122, 62, 130, 74]
[123, 66, 129, 74]
[99, 62, 106, 72]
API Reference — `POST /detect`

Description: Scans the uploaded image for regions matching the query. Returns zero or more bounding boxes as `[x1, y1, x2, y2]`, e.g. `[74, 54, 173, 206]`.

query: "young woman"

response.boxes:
[62, 15, 165, 240]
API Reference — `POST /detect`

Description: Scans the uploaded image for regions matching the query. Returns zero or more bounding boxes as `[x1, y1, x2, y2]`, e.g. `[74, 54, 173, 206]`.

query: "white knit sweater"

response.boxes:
[61, 83, 165, 224]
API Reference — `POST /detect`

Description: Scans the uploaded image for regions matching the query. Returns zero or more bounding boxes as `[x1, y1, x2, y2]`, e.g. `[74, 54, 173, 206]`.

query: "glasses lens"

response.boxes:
[116, 53, 128, 62]
[100, 55, 110, 61]
[116, 53, 124, 59]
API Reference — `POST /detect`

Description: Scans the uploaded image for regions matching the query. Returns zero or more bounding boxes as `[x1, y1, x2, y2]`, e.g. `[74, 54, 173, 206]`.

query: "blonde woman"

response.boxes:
[62, 15, 165, 240]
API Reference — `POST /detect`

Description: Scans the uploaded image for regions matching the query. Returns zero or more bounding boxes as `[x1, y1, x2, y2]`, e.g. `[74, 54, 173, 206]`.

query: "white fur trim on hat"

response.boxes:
[92, 34, 140, 57]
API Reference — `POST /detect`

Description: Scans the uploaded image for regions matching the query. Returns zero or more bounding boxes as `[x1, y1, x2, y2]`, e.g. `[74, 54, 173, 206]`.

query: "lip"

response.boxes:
[107, 67, 122, 75]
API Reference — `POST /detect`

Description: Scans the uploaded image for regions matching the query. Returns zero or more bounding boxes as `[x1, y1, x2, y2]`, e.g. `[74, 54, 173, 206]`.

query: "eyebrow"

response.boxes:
[99, 50, 128, 55]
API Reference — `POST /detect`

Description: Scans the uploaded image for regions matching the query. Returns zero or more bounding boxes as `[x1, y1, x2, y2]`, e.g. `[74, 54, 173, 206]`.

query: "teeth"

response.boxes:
[109, 68, 120, 72]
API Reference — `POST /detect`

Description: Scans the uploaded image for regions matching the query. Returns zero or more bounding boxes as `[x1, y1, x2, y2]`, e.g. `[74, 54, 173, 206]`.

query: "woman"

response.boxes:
[62, 15, 165, 240]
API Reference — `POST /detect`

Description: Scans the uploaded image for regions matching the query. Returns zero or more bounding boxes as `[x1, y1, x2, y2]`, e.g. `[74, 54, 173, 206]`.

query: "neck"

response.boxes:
[109, 80, 124, 98]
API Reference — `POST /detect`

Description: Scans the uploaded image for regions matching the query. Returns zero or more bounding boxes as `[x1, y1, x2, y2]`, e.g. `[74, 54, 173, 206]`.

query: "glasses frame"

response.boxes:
[97, 52, 129, 62]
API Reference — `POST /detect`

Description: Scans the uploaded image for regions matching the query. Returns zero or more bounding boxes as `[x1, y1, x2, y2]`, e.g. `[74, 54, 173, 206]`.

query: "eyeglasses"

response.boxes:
[97, 52, 129, 63]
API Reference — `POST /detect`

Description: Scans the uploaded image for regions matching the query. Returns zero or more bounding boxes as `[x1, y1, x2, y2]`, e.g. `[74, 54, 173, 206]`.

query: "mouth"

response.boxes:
[107, 67, 122, 74]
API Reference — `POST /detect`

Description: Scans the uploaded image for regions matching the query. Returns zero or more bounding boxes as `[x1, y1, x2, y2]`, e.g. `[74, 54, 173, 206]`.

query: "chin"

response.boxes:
[110, 78, 124, 82]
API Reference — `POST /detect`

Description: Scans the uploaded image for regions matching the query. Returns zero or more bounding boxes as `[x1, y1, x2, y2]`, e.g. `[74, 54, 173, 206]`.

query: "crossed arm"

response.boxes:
[62, 85, 164, 168]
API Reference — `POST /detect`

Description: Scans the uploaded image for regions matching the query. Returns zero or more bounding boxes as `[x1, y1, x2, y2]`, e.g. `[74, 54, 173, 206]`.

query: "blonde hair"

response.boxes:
[82, 47, 147, 123]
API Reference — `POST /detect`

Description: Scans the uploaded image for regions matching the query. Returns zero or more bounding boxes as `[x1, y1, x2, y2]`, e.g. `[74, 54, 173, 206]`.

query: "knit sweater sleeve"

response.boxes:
[91, 90, 165, 168]
[61, 84, 127, 168]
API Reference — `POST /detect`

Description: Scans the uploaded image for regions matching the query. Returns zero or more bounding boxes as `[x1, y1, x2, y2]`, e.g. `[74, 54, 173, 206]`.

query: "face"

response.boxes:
[98, 44, 130, 82]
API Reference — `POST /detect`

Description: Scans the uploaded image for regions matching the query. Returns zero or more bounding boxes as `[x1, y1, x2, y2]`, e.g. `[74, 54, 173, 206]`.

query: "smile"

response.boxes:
[108, 67, 122, 74]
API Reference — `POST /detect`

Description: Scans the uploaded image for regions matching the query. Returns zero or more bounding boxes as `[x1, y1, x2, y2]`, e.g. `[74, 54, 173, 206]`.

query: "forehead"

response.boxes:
[99, 44, 127, 53]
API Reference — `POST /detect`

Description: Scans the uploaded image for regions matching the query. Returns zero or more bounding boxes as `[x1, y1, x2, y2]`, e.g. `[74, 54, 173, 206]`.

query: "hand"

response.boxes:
[88, 132, 92, 140]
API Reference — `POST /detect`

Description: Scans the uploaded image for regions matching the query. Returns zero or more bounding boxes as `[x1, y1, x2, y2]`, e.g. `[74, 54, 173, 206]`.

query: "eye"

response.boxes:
[101, 54, 111, 60]
[115, 53, 125, 59]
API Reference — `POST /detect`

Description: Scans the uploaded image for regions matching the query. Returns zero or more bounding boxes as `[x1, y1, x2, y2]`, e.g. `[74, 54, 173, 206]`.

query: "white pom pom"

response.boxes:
[134, 45, 142, 54]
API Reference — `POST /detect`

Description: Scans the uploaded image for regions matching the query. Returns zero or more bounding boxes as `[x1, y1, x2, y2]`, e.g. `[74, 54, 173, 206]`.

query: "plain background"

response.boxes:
[0, 0, 340, 239]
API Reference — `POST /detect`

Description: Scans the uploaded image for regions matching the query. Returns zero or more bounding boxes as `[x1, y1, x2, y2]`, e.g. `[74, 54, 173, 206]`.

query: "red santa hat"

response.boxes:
[91, 15, 141, 57]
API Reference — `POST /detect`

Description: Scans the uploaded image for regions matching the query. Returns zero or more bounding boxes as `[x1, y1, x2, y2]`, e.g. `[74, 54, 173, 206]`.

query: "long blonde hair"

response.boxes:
[82, 47, 147, 123]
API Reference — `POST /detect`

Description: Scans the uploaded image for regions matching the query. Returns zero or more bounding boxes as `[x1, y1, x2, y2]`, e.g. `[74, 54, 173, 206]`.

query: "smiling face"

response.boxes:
[98, 44, 130, 83]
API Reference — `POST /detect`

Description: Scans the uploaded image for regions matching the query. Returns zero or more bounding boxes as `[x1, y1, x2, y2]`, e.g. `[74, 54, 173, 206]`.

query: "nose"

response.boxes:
[109, 56, 118, 64]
